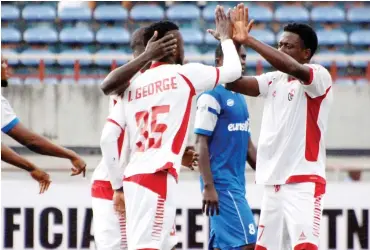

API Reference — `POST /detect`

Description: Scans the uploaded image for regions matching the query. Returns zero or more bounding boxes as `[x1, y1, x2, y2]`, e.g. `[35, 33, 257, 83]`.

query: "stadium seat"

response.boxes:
[356, 79, 369, 86]
[96, 27, 130, 44]
[275, 6, 309, 22]
[1, 27, 21, 43]
[249, 5, 273, 22]
[2, 49, 19, 66]
[311, 6, 345, 22]
[94, 49, 129, 66]
[59, 27, 94, 43]
[250, 30, 275, 45]
[58, 50, 93, 66]
[184, 46, 202, 63]
[202, 51, 215, 65]
[316, 30, 347, 46]
[347, 7, 370, 23]
[58, 5, 91, 21]
[349, 30, 370, 46]
[313, 51, 349, 68]
[24, 77, 58, 85]
[335, 79, 354, 85]
[130, 4, 164, 21]
[22, 4, 56, 21]
[8, 77, 23, 85]
[166, 4, 200, 21]
[94, 4, 128, 21]
[350, 51, 370, 68]
[204, 32, 219, 45]
[1, 4, 20, 21]
[24, 27, 58, 43]
[20, 49, 55, 66]
[202, 4, 232, 22]
[180, 28, 203, 45]
[247, 50, 271, 67]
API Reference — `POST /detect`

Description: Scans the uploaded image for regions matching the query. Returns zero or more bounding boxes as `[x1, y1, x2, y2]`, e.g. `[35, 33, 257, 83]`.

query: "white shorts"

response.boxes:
[91, 180, 127, 250]
[123, 171, 178, 250]
[256, 182, 325, 250]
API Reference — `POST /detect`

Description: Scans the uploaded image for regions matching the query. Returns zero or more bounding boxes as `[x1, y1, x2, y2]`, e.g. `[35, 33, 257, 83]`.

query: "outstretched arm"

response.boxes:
[100, 32, 178, 95]
[246, 137, 256, 170]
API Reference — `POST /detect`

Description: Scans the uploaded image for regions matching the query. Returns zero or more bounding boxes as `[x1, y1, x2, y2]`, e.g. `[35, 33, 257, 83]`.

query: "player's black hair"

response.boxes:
[143, 21, 179, 46]
[283, 23, 318, 59]
[215, 43, 223, 59]
[130, 27, 146, 51]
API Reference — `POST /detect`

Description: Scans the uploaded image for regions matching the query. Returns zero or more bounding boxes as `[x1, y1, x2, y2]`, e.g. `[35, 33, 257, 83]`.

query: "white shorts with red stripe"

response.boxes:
[256, 182, 325, 250]
[91, 180, 127, 250]
[123, 171, 178, 250]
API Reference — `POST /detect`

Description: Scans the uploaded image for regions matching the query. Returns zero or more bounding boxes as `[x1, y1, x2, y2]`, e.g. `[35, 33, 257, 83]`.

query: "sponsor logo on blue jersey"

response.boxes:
[227, 119, 250, 132]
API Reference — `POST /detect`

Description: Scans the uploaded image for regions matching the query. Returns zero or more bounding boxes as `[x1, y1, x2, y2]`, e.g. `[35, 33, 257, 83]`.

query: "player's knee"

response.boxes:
[294, 242, 318, 250]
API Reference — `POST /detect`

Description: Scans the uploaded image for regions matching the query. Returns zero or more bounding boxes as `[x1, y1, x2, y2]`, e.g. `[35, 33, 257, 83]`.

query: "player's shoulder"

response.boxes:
[196, 91, 221, 107]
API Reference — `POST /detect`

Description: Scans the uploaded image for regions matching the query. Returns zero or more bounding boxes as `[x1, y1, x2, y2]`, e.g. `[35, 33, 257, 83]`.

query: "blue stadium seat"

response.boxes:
[356, 79, 369, 86]
[24, 27, 58, 43]
[96, 27, 130, 44]
[311, 6, 345, 22]
[202, 4, 232, 22]
[316, 30, 347, 46]
[347, 7, 370, 23]
[24, 77, 58, 85]
[166, 4, 200, 21]
[335, 79, 354, 85]
[247, 50, 271, 67]
[180, 28, 203, 45]
[249, 5, 273, 22]
[1, 5, 20, 21]
[349, 30, 370, 46]
[2, 49, 19, 66]
[350, 51, 370, 68]
[275, 6, 309, 22]
[314, 51, 349, 67]
[204, 32, 219, 45]
[130, 4, 164, 21]
[58, 50, 93, 66]
[20, 49, 55, 66]
[8, 77, 23, 85]
[58, 6, 91, 21]
[59, 27, 94, 43]
[94, 49, 128, 66]
[22, 4, 56, 21]
[1, 27, 21, 43]
[250, 30, 275, 45]
[94, 4, 128, 21]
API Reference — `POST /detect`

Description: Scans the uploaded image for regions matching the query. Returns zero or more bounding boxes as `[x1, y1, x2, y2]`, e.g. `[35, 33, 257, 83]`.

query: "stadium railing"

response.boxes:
[4, 53, 370, 82]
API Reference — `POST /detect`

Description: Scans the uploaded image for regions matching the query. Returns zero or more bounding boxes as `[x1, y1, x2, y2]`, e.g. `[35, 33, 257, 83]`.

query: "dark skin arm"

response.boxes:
[246, 137, 256, 170]
[195, 134, 219, 216]
[100, 32, 178, 96]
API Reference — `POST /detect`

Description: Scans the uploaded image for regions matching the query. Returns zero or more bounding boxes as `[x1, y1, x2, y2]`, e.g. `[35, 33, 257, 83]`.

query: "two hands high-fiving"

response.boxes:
[208, 3, 255, 45]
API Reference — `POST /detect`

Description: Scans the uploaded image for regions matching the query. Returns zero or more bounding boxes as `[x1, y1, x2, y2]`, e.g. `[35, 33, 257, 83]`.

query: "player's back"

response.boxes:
[198, 86, 251, 193]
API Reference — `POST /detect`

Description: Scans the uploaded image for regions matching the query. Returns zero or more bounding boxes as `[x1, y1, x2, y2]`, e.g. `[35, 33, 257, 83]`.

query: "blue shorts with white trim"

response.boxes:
[209, 189, 257, 250]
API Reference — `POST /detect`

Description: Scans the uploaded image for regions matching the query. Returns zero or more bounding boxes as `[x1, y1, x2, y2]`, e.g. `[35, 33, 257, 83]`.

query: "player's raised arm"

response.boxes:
[1, 143, 51, 193]
[100, 32, 178, 96]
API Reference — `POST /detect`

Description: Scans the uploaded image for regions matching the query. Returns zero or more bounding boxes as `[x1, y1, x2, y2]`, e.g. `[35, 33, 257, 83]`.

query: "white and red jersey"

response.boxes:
[1, 95, 20, 134]
[104, 39, 242, 183]
[254, 64, 333, 185]
[91, 72, 142, 183]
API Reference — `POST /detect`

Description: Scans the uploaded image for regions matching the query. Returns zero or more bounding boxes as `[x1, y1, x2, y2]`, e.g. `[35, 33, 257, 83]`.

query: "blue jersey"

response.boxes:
[194, 85, 251, 194]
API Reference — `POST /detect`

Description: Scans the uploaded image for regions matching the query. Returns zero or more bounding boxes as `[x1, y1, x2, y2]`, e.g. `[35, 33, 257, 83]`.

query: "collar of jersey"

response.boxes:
[150, 61, 168, 69]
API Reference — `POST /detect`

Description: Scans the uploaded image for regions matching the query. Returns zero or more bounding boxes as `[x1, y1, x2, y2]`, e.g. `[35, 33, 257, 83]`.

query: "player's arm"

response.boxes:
[100, 100, 126, 191]
[100, 32, 178, 96]
[246, 137, 256, 170]
[194, 94, 220, 216]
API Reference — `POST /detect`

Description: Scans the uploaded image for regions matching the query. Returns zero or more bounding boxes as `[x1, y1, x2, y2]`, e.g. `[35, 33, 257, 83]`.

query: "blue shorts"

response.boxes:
[209, 189, 257, 250]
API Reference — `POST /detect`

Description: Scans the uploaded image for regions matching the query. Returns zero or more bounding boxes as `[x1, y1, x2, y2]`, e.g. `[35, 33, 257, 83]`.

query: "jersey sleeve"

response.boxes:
[253, 71, 276, 98]
[178, 39, 241, 94]
[1, 96, 20, 133]
[194, 93, 221, 136]
[301, 64, 333, 98]
[107, 99, 126, 129]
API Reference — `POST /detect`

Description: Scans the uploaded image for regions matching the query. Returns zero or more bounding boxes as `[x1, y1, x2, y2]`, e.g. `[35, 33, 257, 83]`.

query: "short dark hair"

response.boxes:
[215, 43, 223, 60]
[130, 27, 146, 51]
[283, 23, 318, 59]
[143, 21, 179, 46]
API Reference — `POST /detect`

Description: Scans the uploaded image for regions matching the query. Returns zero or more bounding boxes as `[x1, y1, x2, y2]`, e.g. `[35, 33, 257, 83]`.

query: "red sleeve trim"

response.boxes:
[107, 118, 124, 130]
[214, 67, 220, 88]
[303, 66, 314, 85]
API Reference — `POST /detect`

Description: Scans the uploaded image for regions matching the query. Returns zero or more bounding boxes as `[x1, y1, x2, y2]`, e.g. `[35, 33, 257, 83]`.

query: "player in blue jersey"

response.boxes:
[194, 42, 257, 250]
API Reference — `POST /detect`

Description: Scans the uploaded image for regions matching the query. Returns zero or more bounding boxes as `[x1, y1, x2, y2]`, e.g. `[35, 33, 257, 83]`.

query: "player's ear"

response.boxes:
[304, 48, 311, 60]
[215, 58, 221, 67]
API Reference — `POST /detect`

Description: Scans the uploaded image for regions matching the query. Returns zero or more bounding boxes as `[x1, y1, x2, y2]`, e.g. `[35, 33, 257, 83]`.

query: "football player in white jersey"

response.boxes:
[100, 6, 243, 250]
[209, 4, 333, 250]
